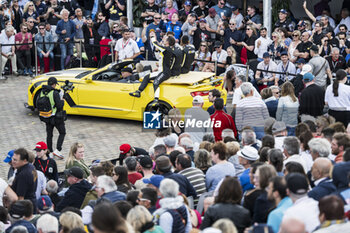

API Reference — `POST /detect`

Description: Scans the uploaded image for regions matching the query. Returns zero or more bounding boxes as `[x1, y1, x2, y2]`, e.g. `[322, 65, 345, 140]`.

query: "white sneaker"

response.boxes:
[53, 149, 64, 159]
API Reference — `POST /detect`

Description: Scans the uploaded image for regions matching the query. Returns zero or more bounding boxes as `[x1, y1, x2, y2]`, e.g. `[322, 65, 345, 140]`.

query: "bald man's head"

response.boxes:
[311, 158, 332, 181]
[279, 218, 306, 233]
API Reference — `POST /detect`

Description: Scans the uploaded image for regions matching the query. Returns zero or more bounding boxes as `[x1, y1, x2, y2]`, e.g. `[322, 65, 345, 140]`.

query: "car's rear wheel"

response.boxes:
[32, 90, 41, 109]
[145, 100, 173, 119]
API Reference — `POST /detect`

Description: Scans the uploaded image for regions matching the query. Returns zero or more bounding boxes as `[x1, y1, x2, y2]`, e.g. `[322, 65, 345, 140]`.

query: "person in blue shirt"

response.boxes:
[55, 9, 76, 70]
[212, 0, 231, 19]
[267, 176, 293, 233]
[164, 12, 182, 41]
[145, 13, 163, 42]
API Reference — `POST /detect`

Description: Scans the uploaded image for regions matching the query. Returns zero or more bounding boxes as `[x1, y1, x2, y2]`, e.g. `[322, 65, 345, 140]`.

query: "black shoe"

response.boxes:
[129, 90, 141, 97]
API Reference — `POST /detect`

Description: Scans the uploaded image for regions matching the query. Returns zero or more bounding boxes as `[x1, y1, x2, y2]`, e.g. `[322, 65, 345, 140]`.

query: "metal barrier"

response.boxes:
[0, 41, 115, 77]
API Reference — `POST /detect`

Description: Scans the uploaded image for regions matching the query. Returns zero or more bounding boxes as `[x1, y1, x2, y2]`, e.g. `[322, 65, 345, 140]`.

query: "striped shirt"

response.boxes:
[235, 96, 270, 130]
[178, 167, 206, 206]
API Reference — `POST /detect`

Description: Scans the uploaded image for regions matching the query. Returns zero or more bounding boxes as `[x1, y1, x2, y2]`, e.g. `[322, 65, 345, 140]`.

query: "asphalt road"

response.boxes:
[0, 75, 156, 180]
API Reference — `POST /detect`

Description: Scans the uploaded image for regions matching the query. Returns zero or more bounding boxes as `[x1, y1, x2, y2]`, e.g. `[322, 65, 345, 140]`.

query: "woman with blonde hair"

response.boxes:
[212, 218, 238, 233]
[65, 142, 90, 178]
[288, 30, 301, 63]
[225, 46, 237, 66]
[267, 32, 285, 61]
[127, 205, 164, 233]
[59, 211, 84, 233]
[23, 1, 39, 24]
[276, 82, 299, 136]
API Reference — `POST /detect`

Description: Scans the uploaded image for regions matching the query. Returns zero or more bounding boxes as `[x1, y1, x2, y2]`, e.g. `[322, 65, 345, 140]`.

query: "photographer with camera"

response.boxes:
[37, 77, 66, 159]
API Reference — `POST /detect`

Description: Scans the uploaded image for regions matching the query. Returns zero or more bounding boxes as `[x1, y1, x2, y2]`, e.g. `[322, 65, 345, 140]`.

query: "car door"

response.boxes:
[75, 73, 137, 118]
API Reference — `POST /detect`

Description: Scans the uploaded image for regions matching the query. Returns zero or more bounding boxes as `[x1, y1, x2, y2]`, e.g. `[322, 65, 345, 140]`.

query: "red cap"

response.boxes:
[34, 141, 48, 151]
[119, 144, 131, 155]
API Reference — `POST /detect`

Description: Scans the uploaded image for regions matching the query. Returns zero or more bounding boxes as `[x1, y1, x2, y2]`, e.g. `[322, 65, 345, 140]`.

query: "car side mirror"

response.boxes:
[85, 76, 92, 83]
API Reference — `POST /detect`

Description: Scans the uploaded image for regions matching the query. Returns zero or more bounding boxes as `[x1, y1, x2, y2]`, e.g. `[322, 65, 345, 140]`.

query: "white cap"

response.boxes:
[238, 146, 259, 161]
[193, 95, 204, 104]
[300, 64, 313, 75]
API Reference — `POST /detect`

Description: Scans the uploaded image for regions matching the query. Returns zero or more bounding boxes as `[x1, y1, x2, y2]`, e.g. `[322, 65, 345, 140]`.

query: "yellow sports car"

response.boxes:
[25, 60, 226, 121]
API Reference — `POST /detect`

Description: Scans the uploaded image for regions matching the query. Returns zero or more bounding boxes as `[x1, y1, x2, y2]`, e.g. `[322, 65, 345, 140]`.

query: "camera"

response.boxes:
[242, 15, 251, 24]
[61, 80, 74, 93]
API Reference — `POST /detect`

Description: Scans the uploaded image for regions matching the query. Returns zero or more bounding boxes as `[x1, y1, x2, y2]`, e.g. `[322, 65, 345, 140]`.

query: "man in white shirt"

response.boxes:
[210, 41, 227, 75]
[254, 27, 272, 61]
[231, 6, 243, 29]
[255, 52, 278, 86]
[0, 26, 18, 78]
[115, 28, 141, 62]
[232, 75, 261, 106]
[283, 173, 320, 233]
[277, 51, 296, 84]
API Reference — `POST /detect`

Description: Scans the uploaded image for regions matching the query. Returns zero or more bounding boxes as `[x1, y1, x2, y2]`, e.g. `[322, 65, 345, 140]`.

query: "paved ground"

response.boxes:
[0, 75, 157, 180]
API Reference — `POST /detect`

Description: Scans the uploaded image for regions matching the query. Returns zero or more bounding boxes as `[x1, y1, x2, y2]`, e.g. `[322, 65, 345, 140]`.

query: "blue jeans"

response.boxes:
[287, 126, 296, 136]
[38, 52, 54, 70]
[60, 42, 74, 70]
[253, 126, 265, 140]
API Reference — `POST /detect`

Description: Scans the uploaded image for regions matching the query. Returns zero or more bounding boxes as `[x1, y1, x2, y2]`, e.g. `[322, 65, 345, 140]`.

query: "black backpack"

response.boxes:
[37, 91, 53, 118]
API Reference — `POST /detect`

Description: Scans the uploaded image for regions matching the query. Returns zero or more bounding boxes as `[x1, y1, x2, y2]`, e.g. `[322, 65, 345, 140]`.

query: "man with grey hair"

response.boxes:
[55, 8, 76, 70]
[326, 47, 347, 74]
[46, 180, 60, 207]
[283, 136, 308, 173]
[36, 214, 58, 233]
[232, 76, 261, 107]
[179, 137, 195, 161]
[235, 82, 269, 139]
[184, 95, 213, 144]
[0, 25, 18, 78]
[308, 138, 331, 160]
[153, 178, 192, 233]
[95, 175, 126, 202]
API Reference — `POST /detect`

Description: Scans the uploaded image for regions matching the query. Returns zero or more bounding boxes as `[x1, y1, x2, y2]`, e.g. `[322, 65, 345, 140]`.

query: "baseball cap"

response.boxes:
[237, 146, 259, 161]
[189, 12, 197, 18]
[121, 67, 132, 73]
[9, 201, 27, 219]
[199, 18, 206, 23]
[140, 156, 153, 169]
[37, 195, 53, 211]
[120, 144, 131, 155]
[209, 8, 216, 15]
[163, 135, 176, 147]
[296, 58, 306, 64]
[280, 9, 287, 14]
[48, 77, 58, 85]
[34, 141, 48, 151]
[310, 44, 319, 52]
[263, 52, 270, 58]
[193, 95, 204, 104]
[184, 1, 191, 6]
[156, 155, 172, 171]
[272, 121, 287, 134]
[280, 51, 288, 56]
[303, 72, 314, 82]
[86, 15, 92, 20]
[232, 5, 238, 11]
[143, 175, 164, 188]
[300, 64, 312, 75]
[4, 150, 14, 163]
[214, 41, 222, 48]
[64, 166, 84, 179]
[286, 173, 309, 195]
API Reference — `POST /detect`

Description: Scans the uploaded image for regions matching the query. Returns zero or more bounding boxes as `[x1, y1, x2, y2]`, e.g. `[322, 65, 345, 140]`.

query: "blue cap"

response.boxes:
[296, 58, 306, 64]
[263, 52, 270, 58]
[232, 5, 238, 11]
[184, 1, 191, 6]
[303, 72, 314, 82]
[143, 175, 164, 188]
[280, 51, 288, 56]
[280, 9, 287, 14]
[4, 150, 14, 163]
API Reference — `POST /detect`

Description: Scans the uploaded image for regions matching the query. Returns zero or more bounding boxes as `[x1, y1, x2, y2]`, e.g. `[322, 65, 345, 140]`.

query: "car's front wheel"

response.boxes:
[145, 100, 172, 118]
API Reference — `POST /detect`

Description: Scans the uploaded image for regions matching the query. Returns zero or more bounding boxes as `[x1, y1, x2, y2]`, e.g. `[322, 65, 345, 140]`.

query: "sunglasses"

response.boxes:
[200, 44, 206, 47]
[28, 21, 34, 23]
[154, 17, 161, 19]
[293, 34, 299, 37]
[39, 28, 45, 30]
[229, 23, 235, 25]
[246, 28, 251, 31]
[272, 36, 277, 38]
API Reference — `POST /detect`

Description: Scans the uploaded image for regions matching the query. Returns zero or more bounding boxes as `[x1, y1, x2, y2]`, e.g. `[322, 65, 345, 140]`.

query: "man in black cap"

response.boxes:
[255, 52, 278, 86]
[274, 9, 295, 34]
[276, 51, 296, 84]
[118, 67, 138, 83]
[37, 77, 66, 159]
[55, 166, 92, 212]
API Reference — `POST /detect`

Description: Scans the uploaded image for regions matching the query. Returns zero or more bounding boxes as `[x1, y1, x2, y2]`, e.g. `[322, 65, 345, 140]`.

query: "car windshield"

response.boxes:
[75, 70, 94, 79]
